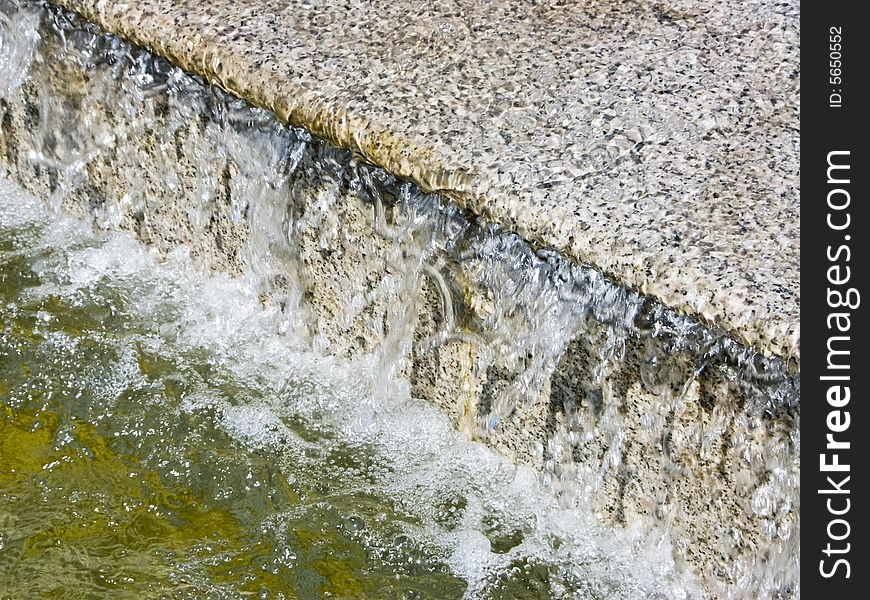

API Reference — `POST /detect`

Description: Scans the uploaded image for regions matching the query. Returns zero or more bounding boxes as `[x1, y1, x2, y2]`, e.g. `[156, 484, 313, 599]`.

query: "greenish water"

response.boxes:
[0, 177, 695, 599]
[0, 182, 471, 599]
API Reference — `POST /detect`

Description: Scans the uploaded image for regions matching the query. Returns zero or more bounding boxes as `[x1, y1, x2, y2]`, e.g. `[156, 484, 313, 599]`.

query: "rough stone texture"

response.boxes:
[47, 0, 801, 363]
[0, 4, 799, 598]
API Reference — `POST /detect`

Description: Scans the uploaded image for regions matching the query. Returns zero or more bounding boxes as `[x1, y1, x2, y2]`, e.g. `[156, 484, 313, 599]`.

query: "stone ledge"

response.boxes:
[0, 10, 800, 597]
[48, 0, 800, 363]
[0, 6, 799, 595]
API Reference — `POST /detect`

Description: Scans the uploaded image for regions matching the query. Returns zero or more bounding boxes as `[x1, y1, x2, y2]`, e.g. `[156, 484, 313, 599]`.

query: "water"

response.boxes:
[1, 1, 799, 597]
[0, 176, 700, 597]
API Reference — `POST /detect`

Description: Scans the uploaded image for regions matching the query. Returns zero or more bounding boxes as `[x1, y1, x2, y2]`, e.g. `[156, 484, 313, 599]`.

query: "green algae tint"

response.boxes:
[0, 174, 698, 600]
[0, 187, 467, 599]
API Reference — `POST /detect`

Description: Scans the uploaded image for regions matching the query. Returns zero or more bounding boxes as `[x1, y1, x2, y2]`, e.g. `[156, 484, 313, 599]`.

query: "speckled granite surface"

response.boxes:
[50, 0, 800, 361]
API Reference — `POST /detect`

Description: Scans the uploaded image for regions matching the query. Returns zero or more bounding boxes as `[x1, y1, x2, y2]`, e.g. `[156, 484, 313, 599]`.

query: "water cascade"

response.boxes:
[1, 1, 799, 597]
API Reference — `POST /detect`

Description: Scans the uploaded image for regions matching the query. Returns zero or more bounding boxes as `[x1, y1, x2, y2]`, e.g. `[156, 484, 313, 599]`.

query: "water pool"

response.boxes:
[0, 176, 698, 598]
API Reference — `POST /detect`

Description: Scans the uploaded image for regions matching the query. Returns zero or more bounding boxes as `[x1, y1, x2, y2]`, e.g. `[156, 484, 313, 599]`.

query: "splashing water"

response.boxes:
[0, 176, 702, 597]
[0, 1, 799, 597]
[0, 0, 39, 98]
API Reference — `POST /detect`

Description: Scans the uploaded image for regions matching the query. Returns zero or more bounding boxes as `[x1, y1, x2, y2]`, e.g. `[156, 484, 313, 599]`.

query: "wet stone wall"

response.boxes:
[0, 2, 799, 597]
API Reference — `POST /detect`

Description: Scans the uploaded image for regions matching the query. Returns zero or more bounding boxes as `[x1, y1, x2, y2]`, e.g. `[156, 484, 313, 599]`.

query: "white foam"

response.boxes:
[2, 173, 708, 598]
[0, 2, 40, 100]
[1, 174, 706, 597]
[0, 176, 48, 229]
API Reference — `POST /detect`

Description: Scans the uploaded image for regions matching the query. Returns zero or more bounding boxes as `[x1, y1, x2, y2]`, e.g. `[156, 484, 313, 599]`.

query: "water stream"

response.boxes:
[1, 1, 799, 598]
[0, 176, 700, 597]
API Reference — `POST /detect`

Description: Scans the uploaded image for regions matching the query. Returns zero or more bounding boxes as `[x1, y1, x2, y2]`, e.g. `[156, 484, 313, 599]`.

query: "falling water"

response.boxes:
[1, 1, 799, 598]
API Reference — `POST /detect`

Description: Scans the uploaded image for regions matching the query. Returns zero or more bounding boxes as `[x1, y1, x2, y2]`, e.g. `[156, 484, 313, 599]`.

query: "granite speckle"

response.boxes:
[51, 0, 800, 361]
[0, 11, 800, 593]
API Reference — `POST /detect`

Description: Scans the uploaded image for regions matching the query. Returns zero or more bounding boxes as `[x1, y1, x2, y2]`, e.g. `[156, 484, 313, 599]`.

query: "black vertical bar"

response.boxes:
[803, 2, 869, 596]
